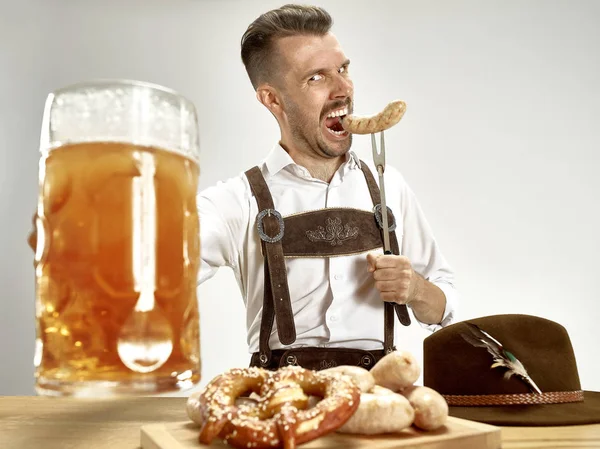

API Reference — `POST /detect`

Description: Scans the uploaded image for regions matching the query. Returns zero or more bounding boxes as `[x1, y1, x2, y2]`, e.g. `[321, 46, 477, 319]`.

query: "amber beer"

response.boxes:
[33, 81, 201, 396]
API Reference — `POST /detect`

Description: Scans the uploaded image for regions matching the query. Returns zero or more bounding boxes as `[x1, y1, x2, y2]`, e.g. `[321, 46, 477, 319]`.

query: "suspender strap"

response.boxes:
[245, 161, 411, 364]
[359, 161, 412, 334]
[245, 167, 296, 365]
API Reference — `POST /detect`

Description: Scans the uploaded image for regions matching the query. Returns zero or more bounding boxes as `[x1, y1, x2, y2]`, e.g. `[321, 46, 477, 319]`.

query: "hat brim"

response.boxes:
[448, 391, 600, 426]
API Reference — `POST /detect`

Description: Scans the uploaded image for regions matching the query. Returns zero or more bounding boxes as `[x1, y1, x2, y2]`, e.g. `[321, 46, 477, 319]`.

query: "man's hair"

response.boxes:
[241, 4, 333, 90]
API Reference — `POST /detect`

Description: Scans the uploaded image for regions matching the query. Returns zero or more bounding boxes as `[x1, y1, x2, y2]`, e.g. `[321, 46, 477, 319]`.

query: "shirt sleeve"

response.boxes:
[394, 168, 460, 332]
[196, 176, 249, 285]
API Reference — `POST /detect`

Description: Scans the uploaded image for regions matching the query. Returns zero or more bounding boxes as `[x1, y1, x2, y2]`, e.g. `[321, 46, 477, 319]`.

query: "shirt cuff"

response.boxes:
[414, 281, 459, 332]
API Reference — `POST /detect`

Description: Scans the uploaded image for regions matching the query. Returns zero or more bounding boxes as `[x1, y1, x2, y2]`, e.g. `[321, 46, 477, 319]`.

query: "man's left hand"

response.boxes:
[366, 252, 420, 305]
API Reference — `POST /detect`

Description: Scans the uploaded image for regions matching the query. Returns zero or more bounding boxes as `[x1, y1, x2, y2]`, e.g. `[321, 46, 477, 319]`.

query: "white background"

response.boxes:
[1, 0, 598, 396]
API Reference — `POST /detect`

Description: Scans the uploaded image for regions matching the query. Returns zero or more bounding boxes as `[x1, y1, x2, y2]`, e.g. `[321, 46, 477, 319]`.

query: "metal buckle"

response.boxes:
[286, 354, 298, 366]
[259, 353, 269, 366]
[374, 204, 397, 232]
[257, 208, 285, 243]
[360, 355, 373, 367]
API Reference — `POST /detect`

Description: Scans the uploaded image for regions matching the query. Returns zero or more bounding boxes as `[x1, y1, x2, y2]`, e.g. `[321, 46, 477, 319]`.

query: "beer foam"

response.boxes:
[41, 80, 200, 163]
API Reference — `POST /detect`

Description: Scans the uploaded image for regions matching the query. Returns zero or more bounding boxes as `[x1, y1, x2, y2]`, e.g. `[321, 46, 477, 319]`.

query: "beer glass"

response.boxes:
[31, 80, 201, 396]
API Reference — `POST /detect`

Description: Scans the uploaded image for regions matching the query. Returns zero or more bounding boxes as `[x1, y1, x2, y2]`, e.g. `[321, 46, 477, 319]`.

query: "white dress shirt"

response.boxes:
[197, 144, 458, 354]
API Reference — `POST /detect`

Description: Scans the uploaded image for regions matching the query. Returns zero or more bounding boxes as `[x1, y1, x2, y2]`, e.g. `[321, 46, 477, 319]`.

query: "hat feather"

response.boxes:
[461, 322, 542, 394]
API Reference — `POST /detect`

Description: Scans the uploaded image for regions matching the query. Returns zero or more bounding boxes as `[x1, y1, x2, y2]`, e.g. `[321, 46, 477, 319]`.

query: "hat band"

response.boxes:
[443, 390, 584, 406]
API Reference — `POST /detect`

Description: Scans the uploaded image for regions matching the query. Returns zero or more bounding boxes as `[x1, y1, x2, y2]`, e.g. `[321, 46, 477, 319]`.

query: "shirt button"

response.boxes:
[334, 274, 343, 280]
[329, 315, 338, 322]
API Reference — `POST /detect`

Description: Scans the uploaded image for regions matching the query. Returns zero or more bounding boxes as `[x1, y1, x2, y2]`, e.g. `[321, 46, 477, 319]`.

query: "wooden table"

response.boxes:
[0, 397, 598, 448]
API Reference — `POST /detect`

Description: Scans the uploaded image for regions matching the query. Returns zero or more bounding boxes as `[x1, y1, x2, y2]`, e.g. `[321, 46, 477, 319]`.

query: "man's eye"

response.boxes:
[339, 65, 349, 74]
[309, 74, 323, 82]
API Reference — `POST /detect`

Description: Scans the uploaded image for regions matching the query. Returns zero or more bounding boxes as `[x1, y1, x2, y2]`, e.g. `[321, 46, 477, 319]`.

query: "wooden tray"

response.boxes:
[140, 416, 501, 449]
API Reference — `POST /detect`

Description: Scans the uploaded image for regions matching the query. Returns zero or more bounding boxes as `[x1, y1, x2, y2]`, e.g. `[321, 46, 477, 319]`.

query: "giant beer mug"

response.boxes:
[31, 80, 201, 396]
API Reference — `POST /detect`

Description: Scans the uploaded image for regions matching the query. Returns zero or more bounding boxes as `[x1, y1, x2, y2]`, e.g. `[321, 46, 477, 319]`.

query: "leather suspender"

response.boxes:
[359, 161, 412, 330]
[245, 167, 296, 368]
[245, 162, 411, 365]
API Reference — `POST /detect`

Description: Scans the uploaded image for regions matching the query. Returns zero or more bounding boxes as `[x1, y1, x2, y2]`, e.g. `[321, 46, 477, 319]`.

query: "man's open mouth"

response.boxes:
[324, 106, 349, 136]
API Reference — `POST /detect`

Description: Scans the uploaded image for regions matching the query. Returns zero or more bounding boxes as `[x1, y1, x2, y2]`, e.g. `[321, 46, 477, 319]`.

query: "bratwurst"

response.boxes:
[401, 385, 449, 431]
[370, 350, 421, 392]
[342, 100, 406, 134]
[337, 386, 415, 435]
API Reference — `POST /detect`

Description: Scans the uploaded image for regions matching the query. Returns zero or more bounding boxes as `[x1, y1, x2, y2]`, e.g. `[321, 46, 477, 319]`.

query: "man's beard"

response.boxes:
[286, 100, 352, 158]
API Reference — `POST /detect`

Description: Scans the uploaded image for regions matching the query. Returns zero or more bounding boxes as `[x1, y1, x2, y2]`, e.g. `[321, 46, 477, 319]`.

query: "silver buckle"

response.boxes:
[257, 208, 285, 243]
[374, 204, 397, 232]
[259, 353, 269, 366]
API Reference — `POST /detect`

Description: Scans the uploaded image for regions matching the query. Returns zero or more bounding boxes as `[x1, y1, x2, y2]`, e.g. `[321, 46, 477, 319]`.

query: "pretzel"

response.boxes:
[341, 100, 406, 134]
[190, 366, 360, 449]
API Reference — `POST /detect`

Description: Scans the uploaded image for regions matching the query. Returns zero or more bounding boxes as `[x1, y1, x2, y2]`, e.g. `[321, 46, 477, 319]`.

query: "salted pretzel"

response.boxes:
[189, 366, 360, 449]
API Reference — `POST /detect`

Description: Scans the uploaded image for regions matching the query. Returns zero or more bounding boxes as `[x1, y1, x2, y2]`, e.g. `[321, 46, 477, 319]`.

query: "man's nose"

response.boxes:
[330, 74, 353, 100]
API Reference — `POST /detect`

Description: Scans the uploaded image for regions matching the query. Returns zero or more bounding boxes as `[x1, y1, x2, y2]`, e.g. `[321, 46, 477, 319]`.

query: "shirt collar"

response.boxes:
[264, 143, 296, 176]
[264, 143, 362, 177]
[347, 150, 362, 170]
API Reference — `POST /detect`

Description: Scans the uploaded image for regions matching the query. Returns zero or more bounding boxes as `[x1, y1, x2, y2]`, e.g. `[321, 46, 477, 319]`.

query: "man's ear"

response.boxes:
[256, 84, 283, 117]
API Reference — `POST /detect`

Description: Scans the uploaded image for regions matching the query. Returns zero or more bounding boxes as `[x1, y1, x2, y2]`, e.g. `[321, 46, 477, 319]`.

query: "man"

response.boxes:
[197, 4, 458, 371]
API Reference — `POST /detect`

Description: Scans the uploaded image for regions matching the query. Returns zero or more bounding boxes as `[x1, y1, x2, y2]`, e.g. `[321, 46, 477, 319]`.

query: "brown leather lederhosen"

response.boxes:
[245, 161, 411, 372]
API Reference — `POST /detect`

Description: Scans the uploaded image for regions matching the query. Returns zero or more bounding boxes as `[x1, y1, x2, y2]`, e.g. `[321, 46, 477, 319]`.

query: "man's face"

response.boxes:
[273, 32, 354, 159]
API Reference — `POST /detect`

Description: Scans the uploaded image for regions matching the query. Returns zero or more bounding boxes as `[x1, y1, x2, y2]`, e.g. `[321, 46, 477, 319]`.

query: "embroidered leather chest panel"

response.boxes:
[281, 208, 384, 257]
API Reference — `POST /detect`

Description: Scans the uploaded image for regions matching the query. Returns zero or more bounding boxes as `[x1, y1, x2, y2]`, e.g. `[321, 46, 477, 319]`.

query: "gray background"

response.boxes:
[1, 0, 598, 396]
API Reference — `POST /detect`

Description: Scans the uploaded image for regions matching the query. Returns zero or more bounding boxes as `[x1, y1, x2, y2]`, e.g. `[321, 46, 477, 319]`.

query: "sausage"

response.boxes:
[341, 100, 406, 134]
[321, 365, 376, 393]
[370, 350, 421, 392]
[306, 395, 321, 409]
[369, 385, 396, 396]
[186, 389, 204, 425]
[401, 385, 449, 431]
[337, 390, 414, 435]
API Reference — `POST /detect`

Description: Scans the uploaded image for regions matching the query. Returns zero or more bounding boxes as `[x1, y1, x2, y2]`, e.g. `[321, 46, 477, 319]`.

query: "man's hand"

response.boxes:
[366, 252, 421, 305]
